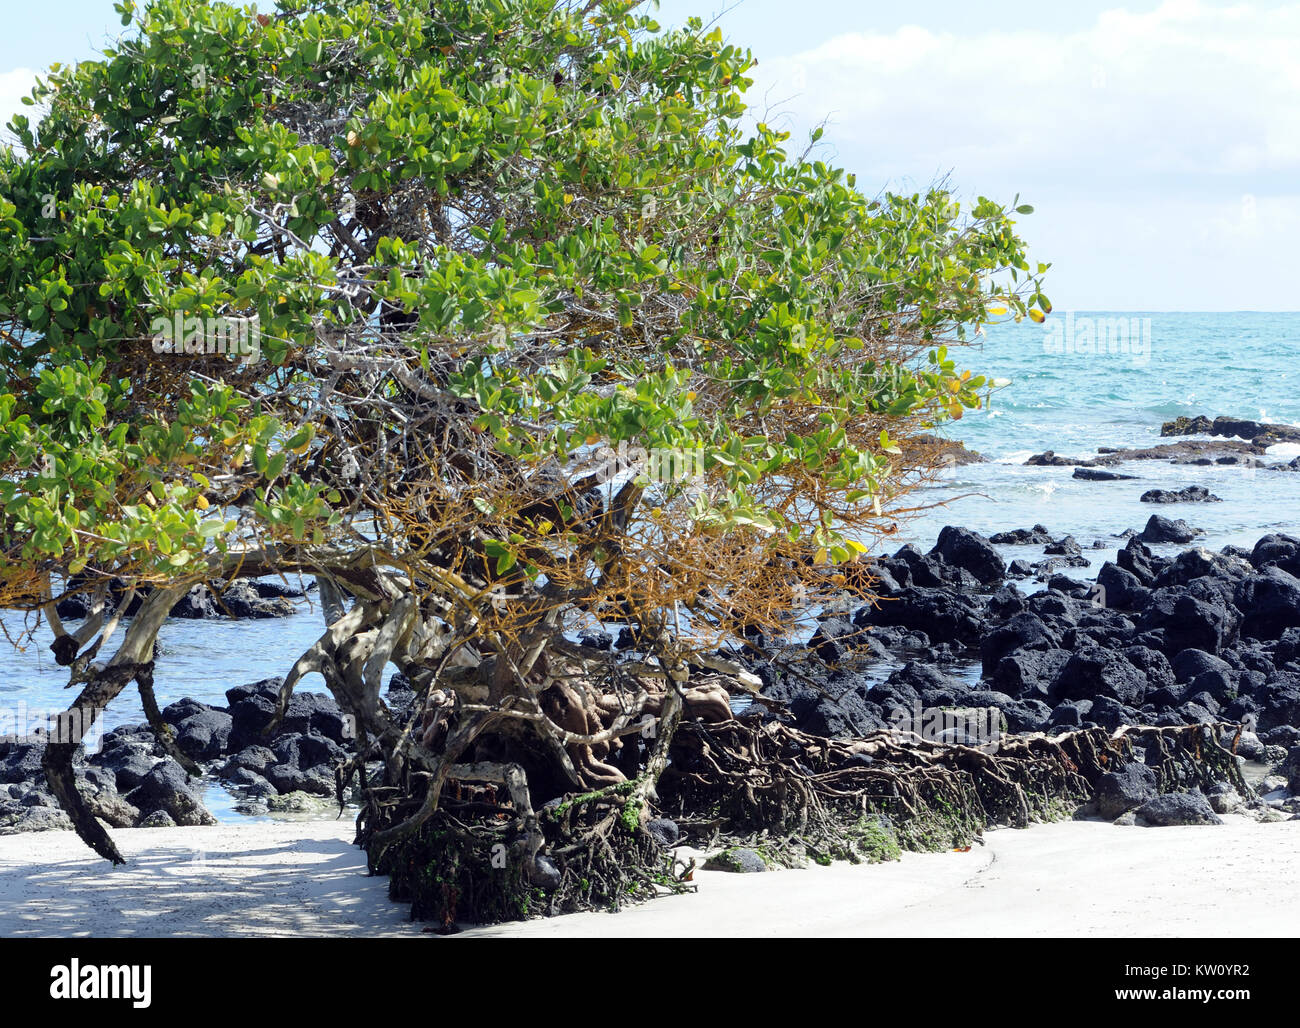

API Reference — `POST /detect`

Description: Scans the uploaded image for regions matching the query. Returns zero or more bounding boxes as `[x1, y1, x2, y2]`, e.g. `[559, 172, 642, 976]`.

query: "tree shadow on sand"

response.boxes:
[0, 833, 423, 938]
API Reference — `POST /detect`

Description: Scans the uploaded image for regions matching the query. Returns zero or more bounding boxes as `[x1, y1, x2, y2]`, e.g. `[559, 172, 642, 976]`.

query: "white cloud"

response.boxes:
[743, 1, 1300, 308]
[750, 1, 1300, 188]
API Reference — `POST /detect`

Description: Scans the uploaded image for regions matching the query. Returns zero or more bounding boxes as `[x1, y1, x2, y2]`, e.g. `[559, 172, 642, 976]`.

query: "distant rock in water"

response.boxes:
[54, 576, 298, 622]
[1025, 450, 1079, 466]
[1161, 414, 1300, 445]
[1140, 485, 1223, 504]
[990, 525, 1054, 545]
[211, 580, 297, 619]
[1043, 535, 1083, 556]
[1073, 467, 1138, 481]
[908, 433, 985, 465]
[1026, 439, 1265, 467]
[1174, 453, 1262, 468]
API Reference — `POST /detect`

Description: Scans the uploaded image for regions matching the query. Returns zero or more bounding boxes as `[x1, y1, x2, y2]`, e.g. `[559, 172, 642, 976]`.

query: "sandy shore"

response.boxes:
[0, 820, 422, 938]
[1, 816, 1296, 937]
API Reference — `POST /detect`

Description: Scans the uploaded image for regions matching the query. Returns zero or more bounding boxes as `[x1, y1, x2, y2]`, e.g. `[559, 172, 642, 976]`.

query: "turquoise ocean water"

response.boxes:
[902, 311, 1300, 551]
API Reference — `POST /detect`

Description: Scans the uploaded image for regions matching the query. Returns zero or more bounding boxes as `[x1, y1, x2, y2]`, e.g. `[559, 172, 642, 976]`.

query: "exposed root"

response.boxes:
[359, 714, 1249, 926]
[363, 780, 688, 930]
[657, 718, 1099, 861]
[1115, 722, 1251, 796]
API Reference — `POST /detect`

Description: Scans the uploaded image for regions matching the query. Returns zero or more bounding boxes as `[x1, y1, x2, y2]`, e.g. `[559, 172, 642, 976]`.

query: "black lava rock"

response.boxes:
[1235, 567, 1300, 640]
[1134, 791, 1223, 826]
[1140, 485, 1222, 503]
[126, 759, 216, 826]
[1094, 761, 1159, 819]
[1139, 515, 1202, 544]
[930, 526, 1007, 586]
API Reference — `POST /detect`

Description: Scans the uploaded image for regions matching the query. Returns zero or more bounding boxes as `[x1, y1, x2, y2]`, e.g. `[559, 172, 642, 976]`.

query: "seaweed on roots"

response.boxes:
[353, 708, 1253, 927]
[657, 719, 1104, 861]
[1118, 722, 1252, 796]
[359, 774, 693, 931]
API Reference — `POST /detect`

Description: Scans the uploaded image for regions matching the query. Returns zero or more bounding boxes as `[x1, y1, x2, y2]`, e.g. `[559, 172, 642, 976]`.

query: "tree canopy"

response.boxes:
[0, 0, 1048, 912]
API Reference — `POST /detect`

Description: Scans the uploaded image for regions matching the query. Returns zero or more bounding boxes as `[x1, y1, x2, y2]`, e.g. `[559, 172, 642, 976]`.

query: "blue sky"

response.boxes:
[3, 0, 1298, 311]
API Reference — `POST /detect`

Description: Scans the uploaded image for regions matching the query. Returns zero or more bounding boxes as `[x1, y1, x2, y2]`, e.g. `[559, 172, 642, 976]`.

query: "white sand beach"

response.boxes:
[1, 815, 1296, 937]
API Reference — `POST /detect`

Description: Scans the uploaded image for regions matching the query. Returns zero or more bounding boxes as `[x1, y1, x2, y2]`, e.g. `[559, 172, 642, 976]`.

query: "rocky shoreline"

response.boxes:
[52, 576, 310, 622]
[1025, 413, 1300, 472]
[5, 521, 1300, 840]
[5, 412, 1300, 845]
[734, 523, 1300, 828]
[0, 676, 372, 834]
